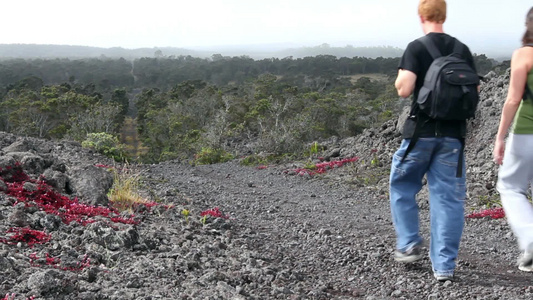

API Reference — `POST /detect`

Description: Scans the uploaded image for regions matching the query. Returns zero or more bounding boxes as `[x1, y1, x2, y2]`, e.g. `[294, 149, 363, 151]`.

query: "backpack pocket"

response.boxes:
[443, 69, 479, 86]
[441, 68, 480, 120]
[417, 86, 434, 117]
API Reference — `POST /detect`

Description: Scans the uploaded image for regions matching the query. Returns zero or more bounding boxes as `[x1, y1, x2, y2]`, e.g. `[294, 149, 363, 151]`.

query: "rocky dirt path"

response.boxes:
[144, 160, 533, 299]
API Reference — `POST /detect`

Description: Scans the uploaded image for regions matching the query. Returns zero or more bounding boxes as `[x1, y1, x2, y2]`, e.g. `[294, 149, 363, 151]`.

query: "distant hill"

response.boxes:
[0, 44, 203, 60]
[0, 43, 404, 60]
[274, 43, 404, 59]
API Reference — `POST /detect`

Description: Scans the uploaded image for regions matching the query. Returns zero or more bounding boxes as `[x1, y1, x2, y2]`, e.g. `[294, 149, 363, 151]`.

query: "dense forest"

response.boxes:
[0, 52, 501, 164]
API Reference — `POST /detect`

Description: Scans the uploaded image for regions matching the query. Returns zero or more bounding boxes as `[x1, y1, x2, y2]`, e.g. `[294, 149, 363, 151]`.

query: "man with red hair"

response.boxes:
[389, 0, 477, 282]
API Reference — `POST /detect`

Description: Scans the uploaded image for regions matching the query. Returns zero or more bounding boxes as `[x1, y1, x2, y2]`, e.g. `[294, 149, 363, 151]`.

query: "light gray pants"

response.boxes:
[497, 134, 533, 251]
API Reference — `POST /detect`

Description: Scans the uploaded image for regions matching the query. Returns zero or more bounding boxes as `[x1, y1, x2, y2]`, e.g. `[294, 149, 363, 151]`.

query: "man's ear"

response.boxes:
[419, 15, 426, 23]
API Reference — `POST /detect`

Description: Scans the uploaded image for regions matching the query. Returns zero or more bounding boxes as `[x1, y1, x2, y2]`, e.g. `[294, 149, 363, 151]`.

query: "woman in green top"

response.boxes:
[493, 6, 533, 272]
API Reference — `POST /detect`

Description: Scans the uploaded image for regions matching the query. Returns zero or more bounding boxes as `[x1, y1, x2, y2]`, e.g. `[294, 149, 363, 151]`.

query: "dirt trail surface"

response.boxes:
[136, 160, 533, 299]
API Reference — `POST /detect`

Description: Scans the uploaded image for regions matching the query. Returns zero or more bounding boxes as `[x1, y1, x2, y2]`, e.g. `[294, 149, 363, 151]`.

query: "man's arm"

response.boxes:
[395, 69, 417, 98]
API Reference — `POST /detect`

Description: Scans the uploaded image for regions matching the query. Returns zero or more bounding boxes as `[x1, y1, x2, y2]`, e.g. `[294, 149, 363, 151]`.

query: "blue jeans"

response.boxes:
[390, 137, 466, 276]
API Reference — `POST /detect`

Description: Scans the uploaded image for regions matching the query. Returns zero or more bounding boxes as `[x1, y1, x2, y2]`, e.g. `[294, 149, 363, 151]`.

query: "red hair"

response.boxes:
[418, 0, 447, 23]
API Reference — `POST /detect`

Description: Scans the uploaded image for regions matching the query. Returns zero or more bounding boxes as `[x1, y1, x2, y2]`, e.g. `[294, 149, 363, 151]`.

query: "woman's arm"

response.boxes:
[493, 48, 531, 164]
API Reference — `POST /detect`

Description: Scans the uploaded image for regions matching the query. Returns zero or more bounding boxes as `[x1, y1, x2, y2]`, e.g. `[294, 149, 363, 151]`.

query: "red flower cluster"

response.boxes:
[0, 228, 51, 248]
[3, 168, 137, 225]
[200, 207, 229, 219]
[1, 163, 30, 183]
[466, 207, 505, 219]
[29, 253, 91, 272]
[287, 157, 360, 176]
[1, 294, 35, 300]
[94, 164, 114, 169]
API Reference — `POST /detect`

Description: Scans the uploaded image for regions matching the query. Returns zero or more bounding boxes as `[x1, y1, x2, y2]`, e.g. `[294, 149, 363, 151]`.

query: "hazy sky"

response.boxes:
[2, 0, 531, 56]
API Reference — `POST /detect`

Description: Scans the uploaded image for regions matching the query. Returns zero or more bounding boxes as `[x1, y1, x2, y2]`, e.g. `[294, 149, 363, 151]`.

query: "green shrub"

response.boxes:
[240, 154, 268, 166]
[82, 132, 129, 162]
[192, 147, 234, 165]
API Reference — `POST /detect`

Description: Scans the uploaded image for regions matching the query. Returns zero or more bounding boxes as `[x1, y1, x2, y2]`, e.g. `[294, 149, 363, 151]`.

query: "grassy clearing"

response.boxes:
[344, 73, 390, 84]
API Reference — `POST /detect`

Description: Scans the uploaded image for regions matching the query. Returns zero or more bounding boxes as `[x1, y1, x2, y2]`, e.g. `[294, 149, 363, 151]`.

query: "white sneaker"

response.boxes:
[518, 243, 533, 272]
[518, 251, 533, 272]
[434, 273, 454, 282]
[394, 244, 423, 263]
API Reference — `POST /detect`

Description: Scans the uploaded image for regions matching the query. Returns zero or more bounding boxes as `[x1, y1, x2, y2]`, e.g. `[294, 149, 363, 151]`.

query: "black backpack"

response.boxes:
[417, 35, 480, 120]
[401, 36, 479, 178]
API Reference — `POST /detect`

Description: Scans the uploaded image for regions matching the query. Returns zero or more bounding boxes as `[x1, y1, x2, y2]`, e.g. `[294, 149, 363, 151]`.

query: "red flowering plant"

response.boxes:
[466, 207, 505, 219]
[95, 163, 115, 169]
[285, 157, 359, 177]
[0, 163, 139, 247]
[1, 294, 35, 300]
[5, 177, 137, 226]
[29, 253, 91, 272]
[200, 207, 230, 224]
[0, 228, 51, 248]
[465, 194, 506, 220]
[0, 162, 170, 277]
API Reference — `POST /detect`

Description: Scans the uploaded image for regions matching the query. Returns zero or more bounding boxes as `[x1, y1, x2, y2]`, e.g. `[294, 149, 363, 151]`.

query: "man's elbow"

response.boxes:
[396, 87, 412, 98]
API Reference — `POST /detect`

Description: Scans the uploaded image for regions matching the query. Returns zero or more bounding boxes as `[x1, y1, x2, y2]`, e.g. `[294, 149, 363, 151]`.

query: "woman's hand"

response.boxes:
[493, 139, 505, 165]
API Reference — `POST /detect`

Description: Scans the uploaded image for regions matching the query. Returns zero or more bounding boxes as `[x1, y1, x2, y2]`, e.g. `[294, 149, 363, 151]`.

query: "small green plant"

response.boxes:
[370, 156, 379, 167]
[82, 132, 130, 162]
[310, 142, 319, 155]
[240, 154, 268, 166]
[304, 141, 324, 158]
[303, 160, 317, 170]
[370, 149, 380, 168]
[181, 209, 190, 224]
[477, 195, 502, 208]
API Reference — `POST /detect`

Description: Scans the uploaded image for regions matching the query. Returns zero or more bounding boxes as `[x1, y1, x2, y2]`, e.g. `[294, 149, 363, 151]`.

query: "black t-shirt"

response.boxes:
[399, 32, 477, 139]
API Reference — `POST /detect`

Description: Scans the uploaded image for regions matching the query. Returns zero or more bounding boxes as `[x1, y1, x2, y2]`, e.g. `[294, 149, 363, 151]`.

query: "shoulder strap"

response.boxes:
[419, 35, 442, 59]
[522, 44, 533, 100]
[525, 84, 533, 101]
[452, 40, 464, 56]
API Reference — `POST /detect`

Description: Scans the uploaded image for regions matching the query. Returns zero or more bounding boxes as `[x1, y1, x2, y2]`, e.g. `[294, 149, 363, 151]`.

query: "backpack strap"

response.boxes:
[402, 36, 437, 168]
[456, 123, 467, 178]
[418, 35, 442, 59]
[456, 139, 465, 178]
[522, 44, 533, 101]
[400, 115, 423, 164]
[452, 40, 465, 57]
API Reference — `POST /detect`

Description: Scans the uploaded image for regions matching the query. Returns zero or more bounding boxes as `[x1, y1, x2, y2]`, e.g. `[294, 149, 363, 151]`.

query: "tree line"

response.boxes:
[0, 53, 497, 163]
